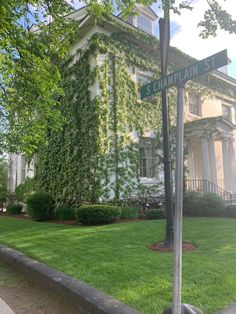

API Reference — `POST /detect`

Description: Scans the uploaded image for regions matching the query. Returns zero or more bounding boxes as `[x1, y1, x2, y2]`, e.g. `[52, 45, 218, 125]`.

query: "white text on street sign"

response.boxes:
[140, 49, 228, 99]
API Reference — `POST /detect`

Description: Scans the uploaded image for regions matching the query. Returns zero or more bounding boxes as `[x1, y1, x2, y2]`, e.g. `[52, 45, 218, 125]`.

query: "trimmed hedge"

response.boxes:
[6, 204, 23, 215]
[145, 208, 166, 220]
[225, 205, 236, 218]
[75, 204, 120, 225]
[183, 191, 225, 216]
[55, 206, 75, 220]
[26, 192, 54, 221]
[120, 206, 139, 219]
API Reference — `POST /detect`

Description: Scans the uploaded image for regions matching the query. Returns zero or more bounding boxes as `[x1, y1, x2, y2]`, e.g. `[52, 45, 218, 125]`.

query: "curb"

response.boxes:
[0, 297, 15, 314]
[0, 245, 141, 314]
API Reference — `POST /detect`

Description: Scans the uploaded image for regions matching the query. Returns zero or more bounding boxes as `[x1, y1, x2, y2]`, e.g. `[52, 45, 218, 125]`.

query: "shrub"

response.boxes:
[201, 193, 225, 216]
[55, 206, 75, 220]
[183, 191, 202, 215]
[120, 206, 139, 219]
[145, 208, 166, 220]
[75, 204, 120, 225]
[184, 191, 225, 216]
[6, 204, 23, 215]
[224, 205, 236, 218]
[26, 192, 55, 221]
[15, 177, 35, 203]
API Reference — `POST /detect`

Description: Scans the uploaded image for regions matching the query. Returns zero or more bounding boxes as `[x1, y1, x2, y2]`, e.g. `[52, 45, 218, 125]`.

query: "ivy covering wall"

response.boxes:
[35, 22, 236, 205]
[35, 30, 173, 204]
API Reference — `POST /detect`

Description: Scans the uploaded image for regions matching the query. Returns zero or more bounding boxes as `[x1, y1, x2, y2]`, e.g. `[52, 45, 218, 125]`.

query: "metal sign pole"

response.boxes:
[140, 50, 227, 314]
[173, 85, 185, 314]
[159, 15, 174, 247]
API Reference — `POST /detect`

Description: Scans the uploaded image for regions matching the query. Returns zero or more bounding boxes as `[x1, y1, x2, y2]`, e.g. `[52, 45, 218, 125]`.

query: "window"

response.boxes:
[189, 93, 201, 116]
[137, 14, 152, 34]
[21, 154, 26, 182]
[222, 104, 232, 121]
[139, 137, 157, 178]
[136, 71, 152, 84]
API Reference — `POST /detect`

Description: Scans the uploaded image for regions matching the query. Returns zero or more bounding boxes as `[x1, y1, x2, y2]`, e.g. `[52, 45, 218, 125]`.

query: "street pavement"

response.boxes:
[0, 297, 15, 314]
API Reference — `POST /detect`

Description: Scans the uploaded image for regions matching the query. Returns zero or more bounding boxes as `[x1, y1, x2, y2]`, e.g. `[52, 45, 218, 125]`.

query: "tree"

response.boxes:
[1, 0, 236, 155]
[0, 1, 77, 154]
[88, 0, 236, 38]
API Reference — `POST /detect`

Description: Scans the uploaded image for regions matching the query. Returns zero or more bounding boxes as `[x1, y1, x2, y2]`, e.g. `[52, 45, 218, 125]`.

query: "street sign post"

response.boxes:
[140, 49, 228, 314]
[140, 49, 228, 100]
[159, 16, 174, 248]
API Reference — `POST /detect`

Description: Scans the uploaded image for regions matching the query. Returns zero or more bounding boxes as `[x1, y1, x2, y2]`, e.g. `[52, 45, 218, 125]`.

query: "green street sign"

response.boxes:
[140, 49, 228, 100]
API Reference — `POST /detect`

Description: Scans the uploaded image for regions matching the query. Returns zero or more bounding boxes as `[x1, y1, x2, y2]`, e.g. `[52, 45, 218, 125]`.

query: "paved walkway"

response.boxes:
[219, 303, 236, 314]
[0, 260, 79, 314]
[0, 297, 15, 314]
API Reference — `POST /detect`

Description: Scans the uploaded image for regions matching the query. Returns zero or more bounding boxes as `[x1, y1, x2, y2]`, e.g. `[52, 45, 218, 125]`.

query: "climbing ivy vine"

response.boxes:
[35, 26, 235, 205]
[35, 30, 170, 204]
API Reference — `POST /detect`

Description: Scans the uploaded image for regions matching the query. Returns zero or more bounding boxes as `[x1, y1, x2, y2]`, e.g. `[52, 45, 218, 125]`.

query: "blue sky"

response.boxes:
[228, 59, 236, 79]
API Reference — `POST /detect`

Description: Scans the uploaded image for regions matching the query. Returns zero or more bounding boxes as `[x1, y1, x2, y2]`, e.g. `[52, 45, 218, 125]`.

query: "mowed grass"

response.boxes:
[0, 217, 236, 313]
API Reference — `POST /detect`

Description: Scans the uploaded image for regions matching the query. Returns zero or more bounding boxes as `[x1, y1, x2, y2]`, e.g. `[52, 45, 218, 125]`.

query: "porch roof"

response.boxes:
[185, 116, 236, 139]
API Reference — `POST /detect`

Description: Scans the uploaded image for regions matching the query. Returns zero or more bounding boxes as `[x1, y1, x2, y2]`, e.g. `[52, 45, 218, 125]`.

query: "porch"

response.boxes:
[185, 116, 236, 198]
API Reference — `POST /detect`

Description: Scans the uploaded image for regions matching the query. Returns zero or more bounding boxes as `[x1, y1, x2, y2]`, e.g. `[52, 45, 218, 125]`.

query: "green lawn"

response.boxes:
[0, 216, 236, 313]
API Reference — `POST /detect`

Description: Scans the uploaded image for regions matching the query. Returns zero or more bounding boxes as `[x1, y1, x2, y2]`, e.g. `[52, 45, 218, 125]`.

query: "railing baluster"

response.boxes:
[185, 179, 232, 205]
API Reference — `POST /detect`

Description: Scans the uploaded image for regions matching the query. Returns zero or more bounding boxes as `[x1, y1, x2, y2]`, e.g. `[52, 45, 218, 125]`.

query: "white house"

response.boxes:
[8, 5, 236, 204]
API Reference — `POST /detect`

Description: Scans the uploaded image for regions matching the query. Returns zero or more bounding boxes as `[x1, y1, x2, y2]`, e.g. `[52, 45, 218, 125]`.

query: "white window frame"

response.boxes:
[139, 137, 157, 179]
[136, 70, 153, 84]
[21, 154, 26, 183]
[189, 93, 202, 117]
[222, 103, 232, 122]
[137, 14, 153, 34]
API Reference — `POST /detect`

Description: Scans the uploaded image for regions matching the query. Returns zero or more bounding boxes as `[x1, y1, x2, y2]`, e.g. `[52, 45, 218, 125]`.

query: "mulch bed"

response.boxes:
[149, 241, 197, 252]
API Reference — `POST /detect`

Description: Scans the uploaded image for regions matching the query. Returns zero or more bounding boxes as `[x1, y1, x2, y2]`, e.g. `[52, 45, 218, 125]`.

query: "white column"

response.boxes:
[222, 139, 231, 192]
[228, 140, 236, 193]
[201, 137, 210, 181]
[187, 142, 195, 180]
[208, 138, 218, 185]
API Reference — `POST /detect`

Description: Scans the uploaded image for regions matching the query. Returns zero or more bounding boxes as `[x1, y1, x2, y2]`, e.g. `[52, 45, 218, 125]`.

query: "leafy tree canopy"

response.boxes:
[0, 0, 77, 154]
[1, 0, 235, 154]
[87, 0, 236, 38]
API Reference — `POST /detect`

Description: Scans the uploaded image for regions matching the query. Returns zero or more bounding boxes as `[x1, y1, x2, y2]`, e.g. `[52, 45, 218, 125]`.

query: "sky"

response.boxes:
[164, 0, 236, 79]
[69, 0, 236, 79]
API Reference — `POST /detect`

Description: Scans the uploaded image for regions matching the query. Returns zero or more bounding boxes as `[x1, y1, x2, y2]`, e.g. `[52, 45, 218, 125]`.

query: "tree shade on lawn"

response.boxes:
[0, 217, 236, 314]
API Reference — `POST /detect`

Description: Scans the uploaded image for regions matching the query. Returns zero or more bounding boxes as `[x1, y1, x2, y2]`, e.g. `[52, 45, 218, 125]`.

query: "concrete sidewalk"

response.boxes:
[0, 297, 15, 314]
[219, 303, 236, 314]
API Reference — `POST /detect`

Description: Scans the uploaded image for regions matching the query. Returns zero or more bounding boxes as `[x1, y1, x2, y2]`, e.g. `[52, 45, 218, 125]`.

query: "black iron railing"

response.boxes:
[186, 179, 232, 205]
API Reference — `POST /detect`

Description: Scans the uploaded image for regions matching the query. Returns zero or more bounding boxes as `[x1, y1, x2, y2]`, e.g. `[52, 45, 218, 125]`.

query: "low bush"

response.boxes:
[184, 191, 225, 216]
[26, 192, 55, 221]
[145, 208, 166, 220]
[55, 206, 75, 220]
[6, 204, 23, 215]
[183, 191, 202, 215]
[224, 205, 236, 218]
[75, 204, 120, 225]
[120, 206, 139, 219]
[15, 177, 35, 203]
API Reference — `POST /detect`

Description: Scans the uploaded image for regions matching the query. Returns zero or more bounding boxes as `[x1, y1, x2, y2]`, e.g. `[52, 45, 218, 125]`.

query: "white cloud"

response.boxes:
[170, 0, 236, 61]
